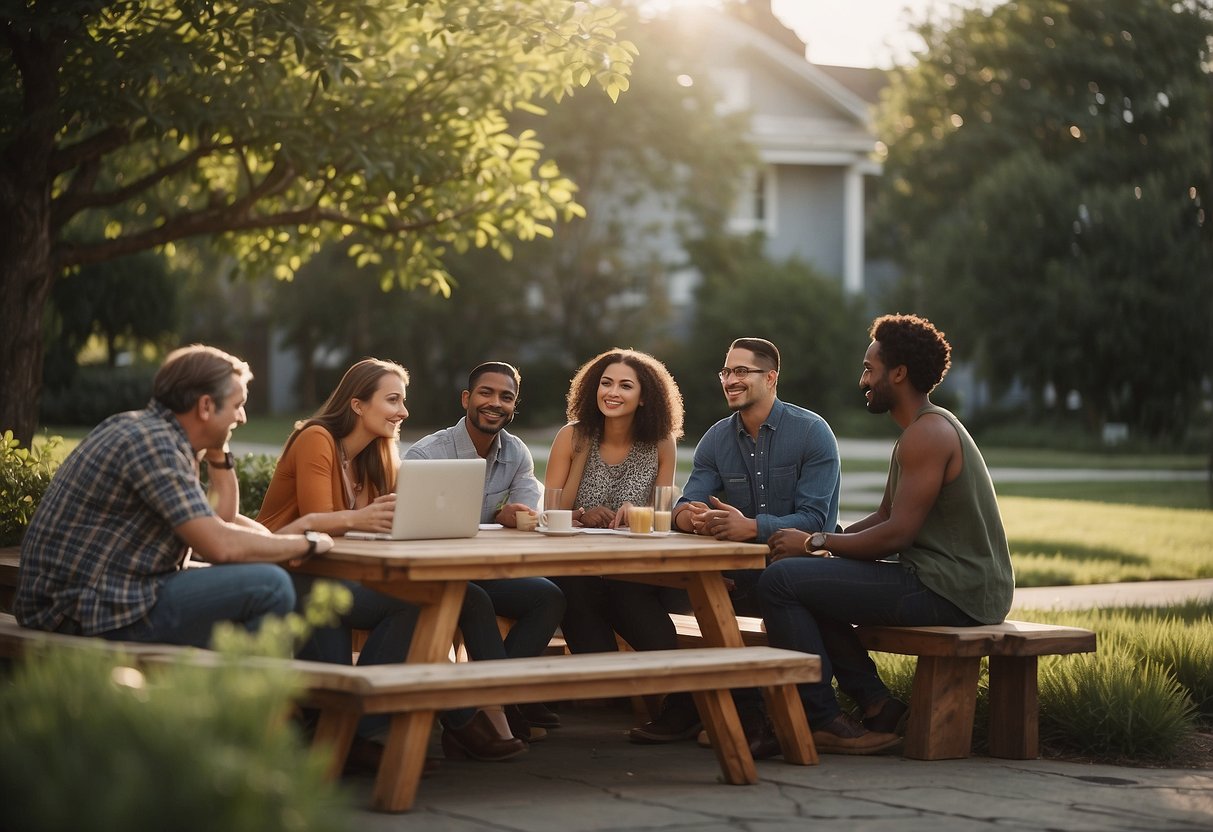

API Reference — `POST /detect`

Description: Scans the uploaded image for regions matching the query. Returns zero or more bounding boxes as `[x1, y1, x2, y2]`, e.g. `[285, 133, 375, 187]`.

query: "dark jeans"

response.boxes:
[101, 563, 295, 647]
[470, 577, 565, 659]
[551, 576, 690, 654]
[758, 557, 978, 726]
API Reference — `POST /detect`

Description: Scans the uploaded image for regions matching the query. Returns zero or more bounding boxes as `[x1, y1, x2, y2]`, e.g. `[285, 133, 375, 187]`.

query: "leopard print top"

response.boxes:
[574, 435, 658, 511]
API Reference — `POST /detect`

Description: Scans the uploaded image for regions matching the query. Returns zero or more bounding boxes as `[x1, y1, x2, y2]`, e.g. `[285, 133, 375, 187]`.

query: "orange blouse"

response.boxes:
[256, 425, 381, 532]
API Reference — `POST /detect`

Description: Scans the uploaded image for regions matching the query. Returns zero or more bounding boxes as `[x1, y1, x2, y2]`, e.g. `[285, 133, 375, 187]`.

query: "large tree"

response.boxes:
[874, 0, 1213, 439]
[0, 0, 634, 443]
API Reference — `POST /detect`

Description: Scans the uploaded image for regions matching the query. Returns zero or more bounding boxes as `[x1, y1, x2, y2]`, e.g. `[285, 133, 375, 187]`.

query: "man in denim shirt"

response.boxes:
[630, 337, 841, 744]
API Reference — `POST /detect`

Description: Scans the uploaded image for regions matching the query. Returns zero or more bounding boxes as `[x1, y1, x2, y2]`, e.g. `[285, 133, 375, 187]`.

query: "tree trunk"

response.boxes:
[0, 174, 53, 447]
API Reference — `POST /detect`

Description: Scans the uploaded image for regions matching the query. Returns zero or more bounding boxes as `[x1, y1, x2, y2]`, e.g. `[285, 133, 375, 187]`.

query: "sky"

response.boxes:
[652, 0, 974, 69]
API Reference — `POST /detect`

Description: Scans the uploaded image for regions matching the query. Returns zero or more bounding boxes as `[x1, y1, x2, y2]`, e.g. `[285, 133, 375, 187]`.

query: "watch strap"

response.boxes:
[207, 451, 236, 470]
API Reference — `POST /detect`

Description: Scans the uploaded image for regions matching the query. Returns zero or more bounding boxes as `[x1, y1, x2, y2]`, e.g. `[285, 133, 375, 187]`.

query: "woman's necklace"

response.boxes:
[337, 440, 364, 510]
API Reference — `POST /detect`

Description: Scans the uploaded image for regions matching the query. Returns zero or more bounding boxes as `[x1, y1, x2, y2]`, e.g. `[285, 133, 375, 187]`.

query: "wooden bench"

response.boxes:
[0, 611, 823, 813]
[669, 612, 1096, 761]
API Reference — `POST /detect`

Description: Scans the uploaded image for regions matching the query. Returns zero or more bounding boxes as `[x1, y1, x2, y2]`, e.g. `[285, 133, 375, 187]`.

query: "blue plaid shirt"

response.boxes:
[16, 400, 215, 634]
[677, 398, 841, 542]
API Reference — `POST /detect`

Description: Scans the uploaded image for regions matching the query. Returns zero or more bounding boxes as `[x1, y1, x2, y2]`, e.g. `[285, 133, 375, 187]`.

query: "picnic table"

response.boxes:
[291, 528, 819, 811]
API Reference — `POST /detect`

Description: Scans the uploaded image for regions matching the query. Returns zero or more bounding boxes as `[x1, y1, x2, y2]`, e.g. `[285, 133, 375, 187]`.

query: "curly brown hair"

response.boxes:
[869, 314, 952, 394]
[566, 349, 684, 446]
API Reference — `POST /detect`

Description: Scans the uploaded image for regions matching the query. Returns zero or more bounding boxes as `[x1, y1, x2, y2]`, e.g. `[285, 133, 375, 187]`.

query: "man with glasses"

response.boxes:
[628, 337, 841, 744]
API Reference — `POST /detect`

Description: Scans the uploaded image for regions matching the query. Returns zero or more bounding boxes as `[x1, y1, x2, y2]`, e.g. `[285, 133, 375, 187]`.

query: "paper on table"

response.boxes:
[479, 523, 504, 530]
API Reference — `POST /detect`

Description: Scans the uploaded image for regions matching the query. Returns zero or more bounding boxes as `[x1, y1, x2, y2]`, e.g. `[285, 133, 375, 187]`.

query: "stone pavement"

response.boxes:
[343, 577, 1213, 830]
[346, 707, 1213, 831]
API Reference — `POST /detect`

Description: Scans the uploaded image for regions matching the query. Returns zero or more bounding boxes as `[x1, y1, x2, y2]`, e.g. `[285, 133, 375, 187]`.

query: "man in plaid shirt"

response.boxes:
[16, 345, 333, 647]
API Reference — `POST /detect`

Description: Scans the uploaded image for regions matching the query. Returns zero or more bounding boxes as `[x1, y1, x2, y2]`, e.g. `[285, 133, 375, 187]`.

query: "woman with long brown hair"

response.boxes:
[258, 358, 525, 762]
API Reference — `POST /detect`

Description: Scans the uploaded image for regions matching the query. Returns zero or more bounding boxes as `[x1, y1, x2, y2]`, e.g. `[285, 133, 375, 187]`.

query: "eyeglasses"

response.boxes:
[717, 366, 770, 381]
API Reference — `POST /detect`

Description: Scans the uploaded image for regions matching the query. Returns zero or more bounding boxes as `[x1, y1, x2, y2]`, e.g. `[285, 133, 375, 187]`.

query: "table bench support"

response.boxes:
[988, 655, 1039, 759]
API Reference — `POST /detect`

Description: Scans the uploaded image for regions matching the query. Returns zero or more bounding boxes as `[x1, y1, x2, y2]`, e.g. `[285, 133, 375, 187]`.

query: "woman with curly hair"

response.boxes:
[545, 348, 683, 529]
[543, 348, 690, 672]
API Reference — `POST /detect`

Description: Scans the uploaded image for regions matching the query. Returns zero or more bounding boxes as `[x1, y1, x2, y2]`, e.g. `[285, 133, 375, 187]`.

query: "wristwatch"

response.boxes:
[206, 451, 235, 470]
[809, 531, 829, 550]
[302, 530, 322, 561]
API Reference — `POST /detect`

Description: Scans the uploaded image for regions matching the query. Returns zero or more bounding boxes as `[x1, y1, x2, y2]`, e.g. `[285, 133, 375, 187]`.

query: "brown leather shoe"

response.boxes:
[441, 710, 528, 761]
[862, 697, 909, 735]
[518, 701, 561, 729]
[505, 705, 548, 743]
[812, 713, 901, 755]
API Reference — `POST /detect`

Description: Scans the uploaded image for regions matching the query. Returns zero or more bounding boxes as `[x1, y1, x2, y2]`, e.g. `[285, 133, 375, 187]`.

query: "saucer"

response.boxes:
[537, 527, 581, 537]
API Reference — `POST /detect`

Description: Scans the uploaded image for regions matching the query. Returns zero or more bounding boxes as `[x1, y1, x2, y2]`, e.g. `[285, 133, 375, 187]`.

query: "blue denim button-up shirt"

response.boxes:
[404, 417, 541, 522]
[677, 398, 840, 542]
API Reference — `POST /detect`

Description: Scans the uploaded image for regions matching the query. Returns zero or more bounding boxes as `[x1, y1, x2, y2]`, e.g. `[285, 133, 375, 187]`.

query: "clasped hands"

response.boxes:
[683, 496, 757, 541]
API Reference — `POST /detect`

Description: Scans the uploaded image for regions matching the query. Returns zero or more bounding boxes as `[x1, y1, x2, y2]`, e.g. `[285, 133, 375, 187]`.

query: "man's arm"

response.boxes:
[753, 419, 840, 542]
[673, 432, 723, 533]
[175, 515, 333, 564]
[200, 448, 238, 521]
[771, 416, 957, 561]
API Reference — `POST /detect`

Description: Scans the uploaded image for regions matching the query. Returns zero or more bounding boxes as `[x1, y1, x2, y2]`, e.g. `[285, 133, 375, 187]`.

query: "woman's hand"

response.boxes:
[608, 501, 635, 530]
[354, 493, 396, 533]
[578, 505, 615, 528]
[767, 528, 812, 563]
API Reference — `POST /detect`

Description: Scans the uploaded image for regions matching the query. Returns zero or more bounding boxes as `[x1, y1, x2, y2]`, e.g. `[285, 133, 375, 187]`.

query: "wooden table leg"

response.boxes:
[685, 572, 817, 767]
[372, 710, 437, 813]
[313, 709, 360, 781]
[762, 683, 818, 765]
[361, 579, 467, 810]
[692, 688, 758, 784]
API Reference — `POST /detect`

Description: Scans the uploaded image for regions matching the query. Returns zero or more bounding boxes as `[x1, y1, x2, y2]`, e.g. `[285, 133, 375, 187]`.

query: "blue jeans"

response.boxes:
[473, 578, 565, 659]
[758, 557, 977, 726]
[100, 564, 295, 648]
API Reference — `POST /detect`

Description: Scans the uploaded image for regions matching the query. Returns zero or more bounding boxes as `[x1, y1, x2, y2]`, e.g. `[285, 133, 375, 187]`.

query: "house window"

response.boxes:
[728, 166, 776, 235]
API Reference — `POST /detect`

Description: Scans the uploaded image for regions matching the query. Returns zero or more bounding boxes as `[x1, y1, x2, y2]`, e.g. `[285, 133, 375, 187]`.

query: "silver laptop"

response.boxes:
[357, 458, 486, 540]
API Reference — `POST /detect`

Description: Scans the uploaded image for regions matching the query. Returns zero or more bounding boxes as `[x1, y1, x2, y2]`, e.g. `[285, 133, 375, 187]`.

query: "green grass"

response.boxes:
[996, 479, 1211, 509]
[1001, 496, 1213, 587]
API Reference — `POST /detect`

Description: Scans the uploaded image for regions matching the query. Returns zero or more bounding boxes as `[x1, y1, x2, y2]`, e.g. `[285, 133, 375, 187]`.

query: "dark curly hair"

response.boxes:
[869, 314, 952, 394]
[566, 349, 684, 446]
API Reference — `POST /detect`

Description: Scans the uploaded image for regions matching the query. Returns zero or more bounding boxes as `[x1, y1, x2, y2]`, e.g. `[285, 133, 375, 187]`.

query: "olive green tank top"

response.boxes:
[889, 404, 1014, 624]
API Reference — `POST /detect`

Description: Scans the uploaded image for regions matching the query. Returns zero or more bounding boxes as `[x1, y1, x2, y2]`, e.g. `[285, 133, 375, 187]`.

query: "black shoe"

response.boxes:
[862, 697, 909, 735]
[518, 701, 561, 729]
[813, 712, 901, 755]
[627, 698, 702, 743]
[505, 704, 547, 743]
[740, 707, 781, 760]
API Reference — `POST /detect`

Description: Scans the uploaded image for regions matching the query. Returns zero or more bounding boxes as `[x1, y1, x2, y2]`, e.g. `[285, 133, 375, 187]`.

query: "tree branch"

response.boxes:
[49, 126, 131, 176]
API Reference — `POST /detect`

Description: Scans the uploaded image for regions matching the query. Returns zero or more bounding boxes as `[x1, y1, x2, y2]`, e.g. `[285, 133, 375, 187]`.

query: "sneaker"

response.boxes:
[862, 697, 909, 736]
[811, 713, 901, 755]
[627, 698, 702, 744]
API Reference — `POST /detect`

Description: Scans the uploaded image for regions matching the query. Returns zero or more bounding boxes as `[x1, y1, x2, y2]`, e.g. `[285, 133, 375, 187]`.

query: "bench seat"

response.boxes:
[669, 612, 1096, 761]
[0, 611, 822, 813]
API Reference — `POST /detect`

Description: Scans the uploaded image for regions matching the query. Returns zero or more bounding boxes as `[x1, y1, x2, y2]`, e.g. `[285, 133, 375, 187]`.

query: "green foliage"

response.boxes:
[0, 582, 355, 831]
[267, 1, 754, 423]
[1, 0, 638, 443]
[868, 603, 1213, 760]
[0, 650, 346, 832]
[999, 496, 1213, 587]
[0, 432, 60, 546]
[677, 235, 870, 437]
[235, 452, 281, 518]
[874, 0, 1213, 440]
[38, 363, 158, 426]
[47, 251, 180, 371]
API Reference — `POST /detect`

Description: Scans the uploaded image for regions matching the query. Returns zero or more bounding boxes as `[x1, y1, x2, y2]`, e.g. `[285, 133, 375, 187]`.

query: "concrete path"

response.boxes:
[346, 708, 1212, 831]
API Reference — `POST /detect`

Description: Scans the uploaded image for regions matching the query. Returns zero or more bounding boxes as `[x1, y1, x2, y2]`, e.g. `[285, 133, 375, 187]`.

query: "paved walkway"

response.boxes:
[337, 578, 1213, 830]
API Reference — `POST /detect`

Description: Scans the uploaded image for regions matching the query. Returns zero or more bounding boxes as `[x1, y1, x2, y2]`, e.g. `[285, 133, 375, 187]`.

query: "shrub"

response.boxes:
[39, 364, 157, 426]
[235, 453, 280, 518]
[0, 432, 61, 546]
[0, 592, 354, 832]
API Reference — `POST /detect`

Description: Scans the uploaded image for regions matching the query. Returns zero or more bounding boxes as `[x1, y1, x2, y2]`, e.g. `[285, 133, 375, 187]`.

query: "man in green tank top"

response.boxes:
[758, 314, 1014, 756]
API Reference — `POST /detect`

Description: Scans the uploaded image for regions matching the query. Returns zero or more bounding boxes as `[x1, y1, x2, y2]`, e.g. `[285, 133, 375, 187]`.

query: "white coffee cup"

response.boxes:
[539, 509, 574, 532]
